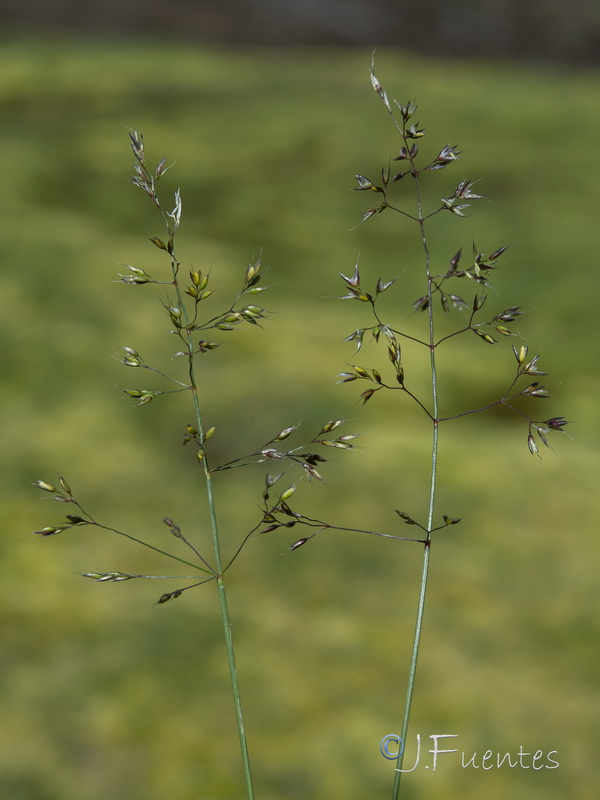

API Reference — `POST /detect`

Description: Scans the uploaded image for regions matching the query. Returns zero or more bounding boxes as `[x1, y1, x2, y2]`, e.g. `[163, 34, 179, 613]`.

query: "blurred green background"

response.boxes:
[1, 34, 598, 800]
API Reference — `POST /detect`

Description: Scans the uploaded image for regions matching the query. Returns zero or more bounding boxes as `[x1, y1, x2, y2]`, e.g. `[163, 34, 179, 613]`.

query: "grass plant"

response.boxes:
[16, 43, 592, 796]
[340, 61, 568, 797]
[31, 107, 421, 798]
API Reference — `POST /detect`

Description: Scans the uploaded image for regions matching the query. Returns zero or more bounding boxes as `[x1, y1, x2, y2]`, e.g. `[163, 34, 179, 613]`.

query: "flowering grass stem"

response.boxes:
[392, 171, 439, 797]
[352, 59, 566, 797]
[166, 204, 256, 800]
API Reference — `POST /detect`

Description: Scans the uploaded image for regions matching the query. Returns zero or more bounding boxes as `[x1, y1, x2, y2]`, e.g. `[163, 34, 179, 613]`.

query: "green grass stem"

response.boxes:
[170, 239, 256, 800]
[391, 143, 440, 798]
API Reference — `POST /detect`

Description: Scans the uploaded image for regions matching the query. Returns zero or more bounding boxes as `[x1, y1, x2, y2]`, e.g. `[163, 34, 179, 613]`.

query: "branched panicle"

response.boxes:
[31, 129, 370, 800]
[346, 62, 568, 457]
[31, 133, 303, 800]
[344, 61, 568, 797]
[34, 136, 331, 591]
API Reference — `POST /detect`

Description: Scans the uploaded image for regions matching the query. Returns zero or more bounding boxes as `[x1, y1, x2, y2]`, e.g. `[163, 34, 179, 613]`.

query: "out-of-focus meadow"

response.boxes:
[1, 36, 598, 800]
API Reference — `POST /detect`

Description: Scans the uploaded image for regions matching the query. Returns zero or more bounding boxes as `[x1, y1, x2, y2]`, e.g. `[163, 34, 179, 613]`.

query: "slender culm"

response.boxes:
[345, 63, 568, 798]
